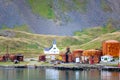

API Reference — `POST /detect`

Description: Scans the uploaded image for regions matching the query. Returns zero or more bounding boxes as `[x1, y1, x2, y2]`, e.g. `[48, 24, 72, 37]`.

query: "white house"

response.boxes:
[101, 55, 113, 62]
[44, 40, 59, 61]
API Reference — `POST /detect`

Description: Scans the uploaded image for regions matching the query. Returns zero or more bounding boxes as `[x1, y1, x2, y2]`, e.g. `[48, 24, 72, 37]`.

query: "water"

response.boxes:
[0, 68, 120, 80]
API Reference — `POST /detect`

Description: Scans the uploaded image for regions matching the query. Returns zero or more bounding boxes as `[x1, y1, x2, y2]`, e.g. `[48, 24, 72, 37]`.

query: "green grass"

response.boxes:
[27, 0, 88, 19]
[28, 0, 55, 19]
[1, 24, 31, 32]
[78, 31, 120, 50]
[0, 61, 29, 66]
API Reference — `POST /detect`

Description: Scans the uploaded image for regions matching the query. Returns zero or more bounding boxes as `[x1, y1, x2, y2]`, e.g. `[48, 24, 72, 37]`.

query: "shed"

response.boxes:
[39, 55, 46, 62]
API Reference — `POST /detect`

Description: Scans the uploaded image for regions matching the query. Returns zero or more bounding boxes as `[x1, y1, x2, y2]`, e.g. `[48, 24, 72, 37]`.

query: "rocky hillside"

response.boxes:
[0, 0, 120, 35]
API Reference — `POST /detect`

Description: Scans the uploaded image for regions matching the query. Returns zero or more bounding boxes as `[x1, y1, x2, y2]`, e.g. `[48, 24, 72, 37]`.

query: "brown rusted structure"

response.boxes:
[59, 53, 73, 63]
[72, 49, 83, 62]
[83, 49, 102, 56]
[9, 54, 16, 62]
[83, 49, 102, 63]
[68, 54, 73, 62]
[0, 56, 4, 62]
[72, 49, 83, 58]
[102, 40, 120, 57]
[39, 55, 46, 62]
[1, 53, 24, 62]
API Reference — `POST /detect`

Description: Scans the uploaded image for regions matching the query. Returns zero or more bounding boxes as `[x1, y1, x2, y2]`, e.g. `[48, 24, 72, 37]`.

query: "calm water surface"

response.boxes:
[0, 68, 119, 80]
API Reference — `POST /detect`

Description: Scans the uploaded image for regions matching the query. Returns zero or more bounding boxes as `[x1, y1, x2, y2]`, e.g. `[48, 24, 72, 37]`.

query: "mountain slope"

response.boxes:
[0, 0, 120, 35]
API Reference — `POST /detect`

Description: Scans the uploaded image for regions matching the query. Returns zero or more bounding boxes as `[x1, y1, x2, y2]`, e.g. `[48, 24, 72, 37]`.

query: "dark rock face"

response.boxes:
[0, 0, 120, 36]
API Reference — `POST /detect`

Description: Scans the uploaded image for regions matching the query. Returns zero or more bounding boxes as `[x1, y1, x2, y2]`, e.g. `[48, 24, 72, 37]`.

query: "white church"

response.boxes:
[44, 39, 59, 55]
[44, 39, 60, 61]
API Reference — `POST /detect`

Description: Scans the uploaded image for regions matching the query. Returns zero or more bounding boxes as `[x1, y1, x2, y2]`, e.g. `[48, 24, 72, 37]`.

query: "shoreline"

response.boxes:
[0, 63, 120, 71]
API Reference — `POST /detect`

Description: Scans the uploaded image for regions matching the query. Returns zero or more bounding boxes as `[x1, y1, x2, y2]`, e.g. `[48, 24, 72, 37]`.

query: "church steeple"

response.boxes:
[52, 39, 56, 46]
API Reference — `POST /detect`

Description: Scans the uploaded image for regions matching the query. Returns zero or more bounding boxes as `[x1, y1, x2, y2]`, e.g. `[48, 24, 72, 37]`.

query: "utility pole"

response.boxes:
[6, 45, 9, 54]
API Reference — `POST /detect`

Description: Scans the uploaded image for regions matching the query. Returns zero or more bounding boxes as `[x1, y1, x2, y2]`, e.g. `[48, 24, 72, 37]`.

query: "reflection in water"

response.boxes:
[101, 71, 120, 80]
[0, 68, 119, 80]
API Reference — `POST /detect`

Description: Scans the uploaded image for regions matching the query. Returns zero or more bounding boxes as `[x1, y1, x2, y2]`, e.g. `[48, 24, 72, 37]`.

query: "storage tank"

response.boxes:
[72, 49, 83, 58]
[102, 40, 120, 57]
[83, 49, 102, 56]
[83, 49, 102, 63]
[72, 49, 83, 62]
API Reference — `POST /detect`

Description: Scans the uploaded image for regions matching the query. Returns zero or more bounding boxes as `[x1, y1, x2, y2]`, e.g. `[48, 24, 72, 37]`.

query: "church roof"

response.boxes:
[44, 39, 57, 51]
[44, 46, 53, 51]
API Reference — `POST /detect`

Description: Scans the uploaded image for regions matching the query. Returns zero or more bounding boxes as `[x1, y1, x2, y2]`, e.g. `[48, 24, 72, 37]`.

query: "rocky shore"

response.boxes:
[0, 62, 120, 71]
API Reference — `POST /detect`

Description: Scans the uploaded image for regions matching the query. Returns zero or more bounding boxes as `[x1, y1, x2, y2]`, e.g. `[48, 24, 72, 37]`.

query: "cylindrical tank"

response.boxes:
[72, 49, 83, 58]
[83, 49, 102, 56]
[102, 40, 120, 57]
[72, 49, 83, 62]
[83, 49, 102, 63]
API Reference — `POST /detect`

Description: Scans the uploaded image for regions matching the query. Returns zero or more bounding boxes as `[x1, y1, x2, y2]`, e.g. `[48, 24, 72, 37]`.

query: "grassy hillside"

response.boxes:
[72, 31, 120, 50]
[0, 30, 80, 57]
[72, 24, 119, 50]
[0, 25, 119, 57]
